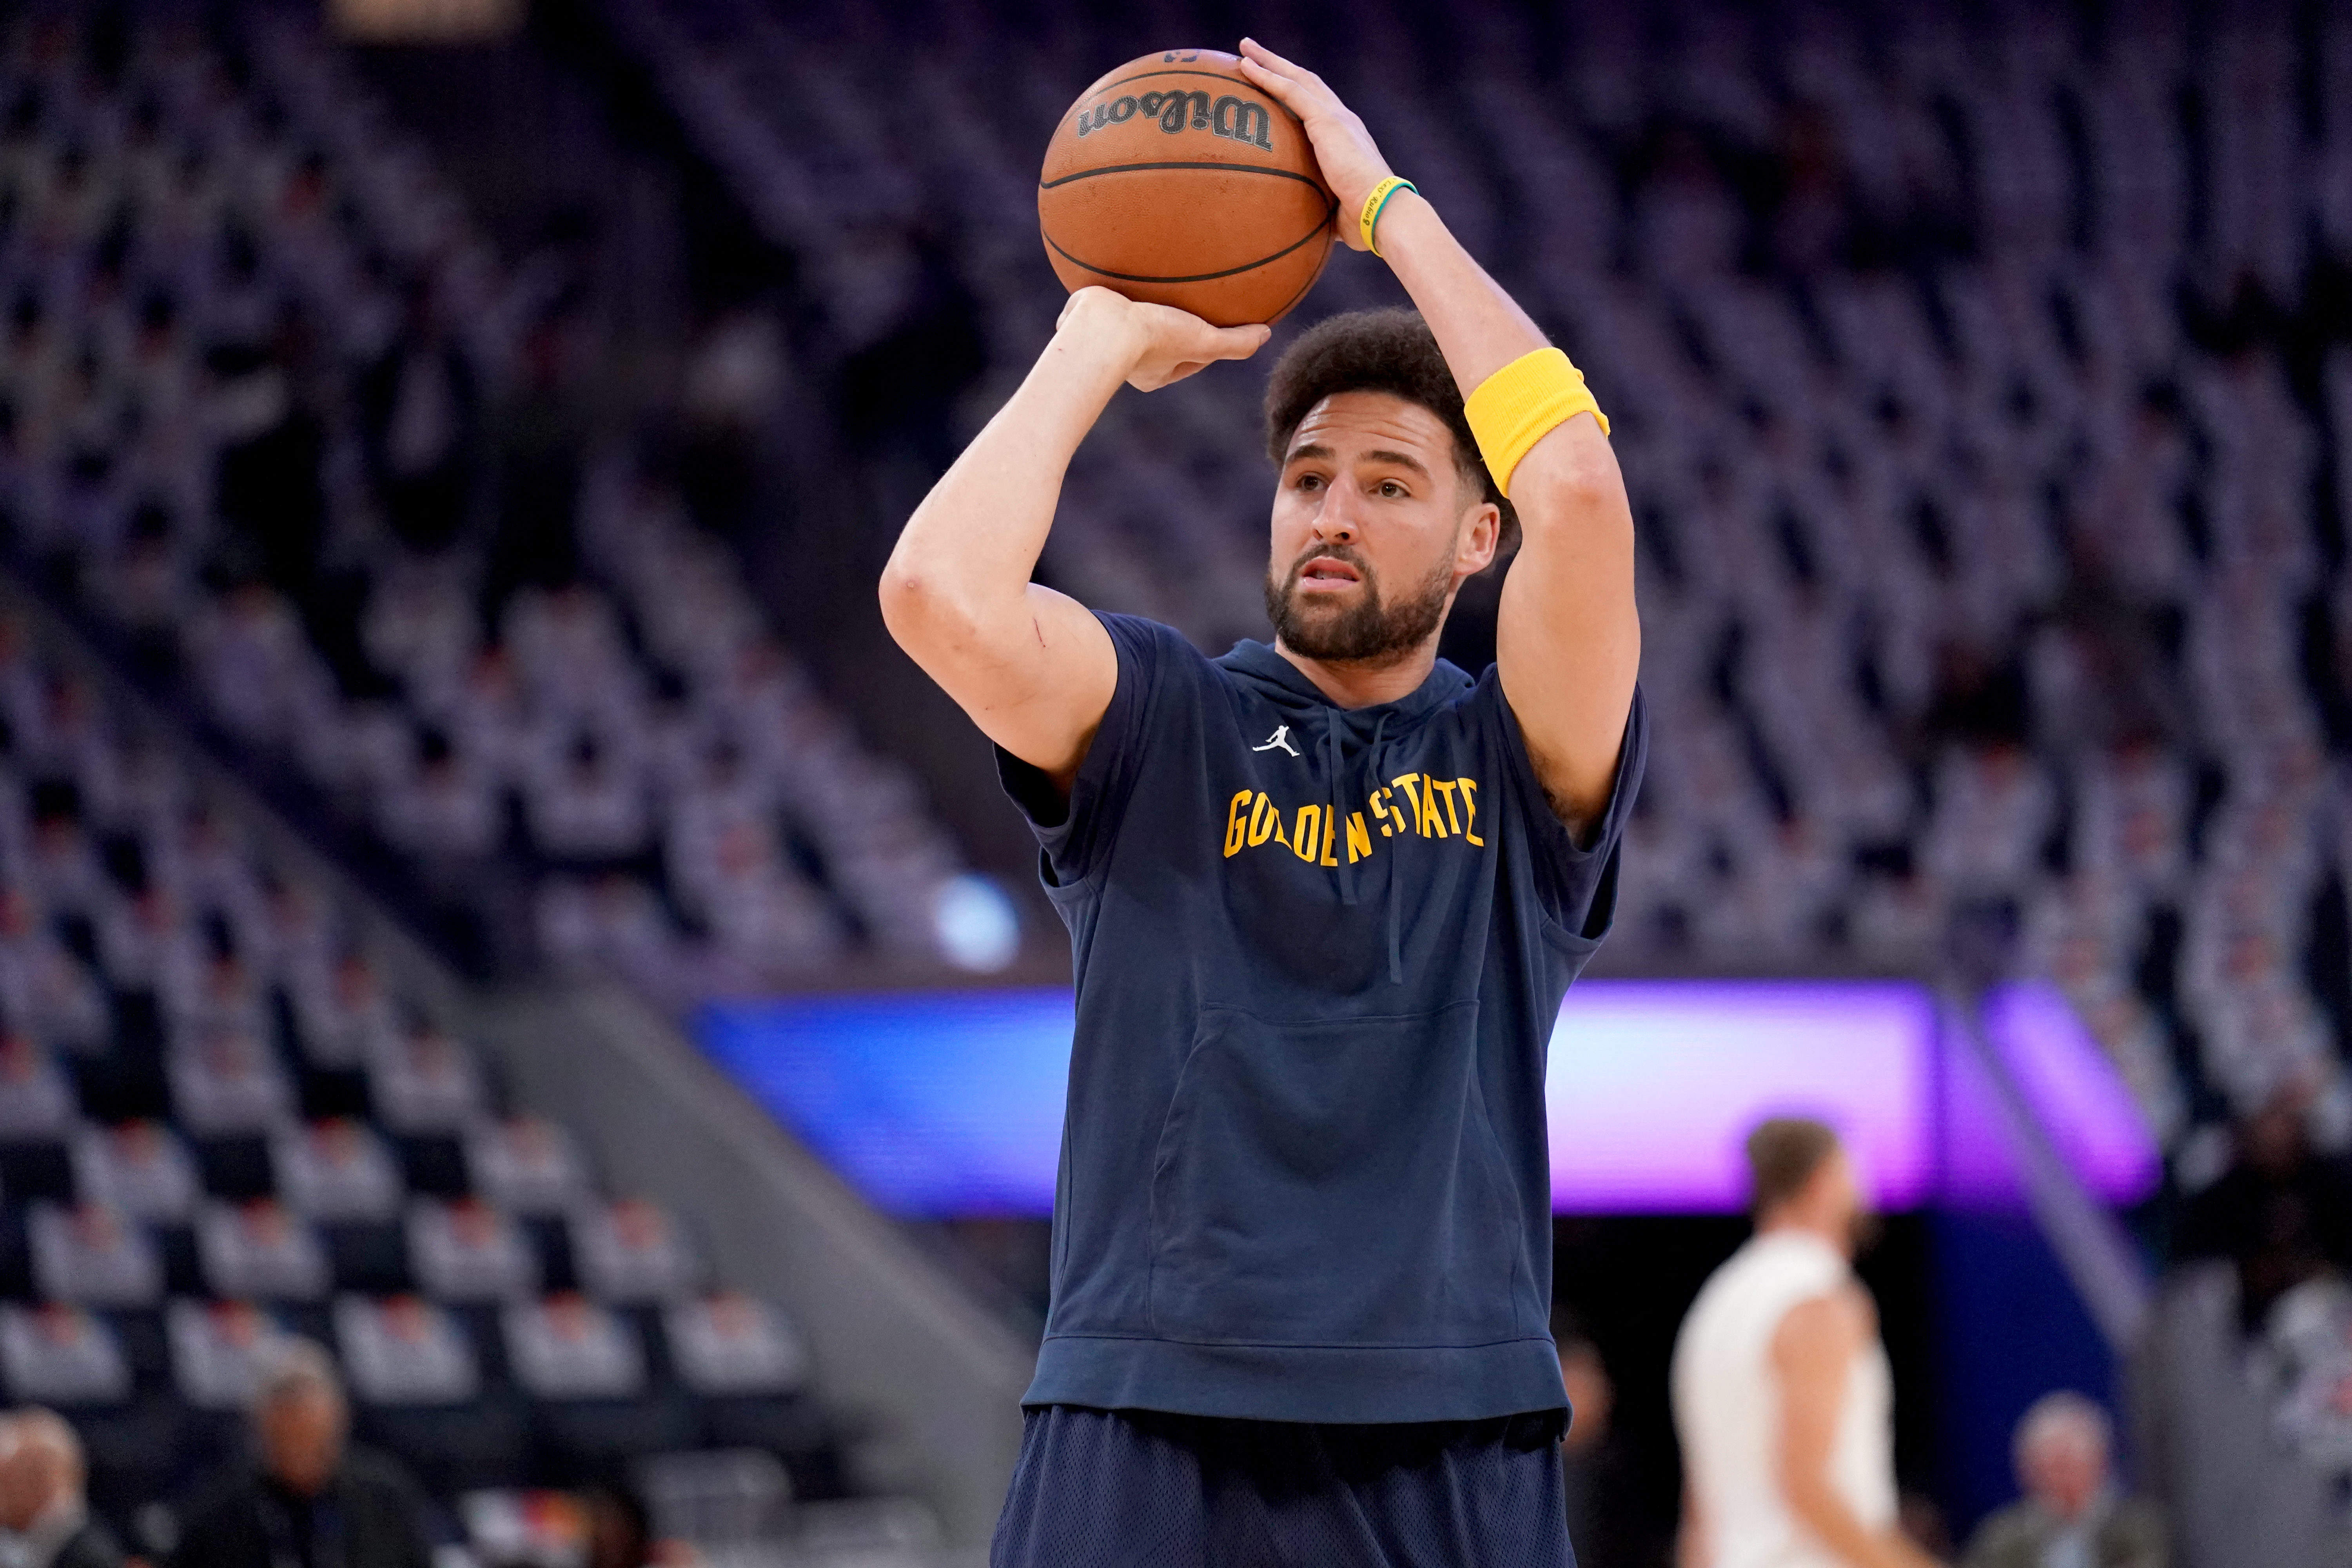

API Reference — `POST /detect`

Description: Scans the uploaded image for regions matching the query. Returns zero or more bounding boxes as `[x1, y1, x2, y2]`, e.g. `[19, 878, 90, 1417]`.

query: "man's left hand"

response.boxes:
[1236, 39, 1394, 247]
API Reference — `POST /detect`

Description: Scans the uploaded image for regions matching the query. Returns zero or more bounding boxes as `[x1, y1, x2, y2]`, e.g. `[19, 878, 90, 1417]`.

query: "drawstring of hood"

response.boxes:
[1320, 708, 1356, 907]
[1221, 641, 1465, 987]
[1318, 707, 1405, 983]
[1366, 711, 1403, 985]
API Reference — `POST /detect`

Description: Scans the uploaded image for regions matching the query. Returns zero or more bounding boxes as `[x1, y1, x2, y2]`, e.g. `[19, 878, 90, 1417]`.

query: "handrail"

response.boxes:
[1939, 984, 2153, 1349]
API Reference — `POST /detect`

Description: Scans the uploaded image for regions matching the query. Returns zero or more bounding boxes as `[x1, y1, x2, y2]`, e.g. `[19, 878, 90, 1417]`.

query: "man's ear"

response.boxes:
[1456, 499, 1501, 578]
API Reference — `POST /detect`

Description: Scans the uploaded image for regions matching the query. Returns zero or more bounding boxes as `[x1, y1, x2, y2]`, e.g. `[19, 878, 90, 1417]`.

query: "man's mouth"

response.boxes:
[1297, 557, 1362, 590]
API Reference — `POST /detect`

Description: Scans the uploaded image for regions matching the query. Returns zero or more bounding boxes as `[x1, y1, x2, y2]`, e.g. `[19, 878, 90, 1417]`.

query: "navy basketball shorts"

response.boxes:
[990, 1404, 1577, 1568]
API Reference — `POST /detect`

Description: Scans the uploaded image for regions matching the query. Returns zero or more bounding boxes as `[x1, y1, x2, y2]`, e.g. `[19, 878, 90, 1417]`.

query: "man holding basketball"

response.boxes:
[882, 39, 1643, 1567]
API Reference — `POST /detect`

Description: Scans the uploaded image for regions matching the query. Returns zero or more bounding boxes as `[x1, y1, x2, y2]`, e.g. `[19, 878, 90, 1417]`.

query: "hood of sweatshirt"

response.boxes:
[1214, 639, 1474, 981]
[1214, 638, 1473, 728]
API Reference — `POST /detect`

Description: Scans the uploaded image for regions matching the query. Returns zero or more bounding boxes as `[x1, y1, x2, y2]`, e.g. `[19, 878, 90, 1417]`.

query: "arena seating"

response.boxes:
[0, 5, 986, 1003]
[0, 0, 2345, 1555]
[0, 596, 893, 1557]
[619, 0, 2352, 1184]
[9, 0, 2345, 1177]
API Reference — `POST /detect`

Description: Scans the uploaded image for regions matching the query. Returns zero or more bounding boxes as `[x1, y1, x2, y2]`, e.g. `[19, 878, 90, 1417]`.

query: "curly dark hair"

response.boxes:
[1261, 308, 1518, 555]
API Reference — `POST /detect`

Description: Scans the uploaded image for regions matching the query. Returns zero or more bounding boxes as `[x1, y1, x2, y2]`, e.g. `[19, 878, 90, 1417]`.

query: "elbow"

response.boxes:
[1518, 457, 1626, 529]
[878, 556, 985, 661]
[878, 556, 939, 651]
[1512, 452, 1633, 551]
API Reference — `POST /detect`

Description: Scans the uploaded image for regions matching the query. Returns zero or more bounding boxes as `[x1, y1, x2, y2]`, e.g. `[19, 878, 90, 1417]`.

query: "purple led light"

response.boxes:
[1544, 981, 1935, 1213]
[697, 981, 2152, 1217]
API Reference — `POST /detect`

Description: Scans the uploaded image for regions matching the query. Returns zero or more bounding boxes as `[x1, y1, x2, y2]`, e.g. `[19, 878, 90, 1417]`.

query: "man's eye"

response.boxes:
[1379, 481, 1405, 498]
[1297, 474, 1323, 491]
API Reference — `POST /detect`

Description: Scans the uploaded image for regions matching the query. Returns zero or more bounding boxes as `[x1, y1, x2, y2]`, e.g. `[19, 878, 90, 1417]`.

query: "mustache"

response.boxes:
[1282, 541, 1376, 586]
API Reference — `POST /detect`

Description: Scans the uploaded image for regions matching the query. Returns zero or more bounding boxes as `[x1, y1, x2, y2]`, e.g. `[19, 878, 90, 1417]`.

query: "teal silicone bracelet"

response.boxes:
[1367, 179, 1419, 258]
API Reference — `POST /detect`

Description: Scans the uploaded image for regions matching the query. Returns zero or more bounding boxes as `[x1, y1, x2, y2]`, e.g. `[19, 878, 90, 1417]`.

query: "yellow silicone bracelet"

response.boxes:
[1359, 176, 1417, 257]
[1463, 347, 1610, 498]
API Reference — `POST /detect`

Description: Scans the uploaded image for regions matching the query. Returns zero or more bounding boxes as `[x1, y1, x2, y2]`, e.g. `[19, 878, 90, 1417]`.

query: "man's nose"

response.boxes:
[1311, 488, 1359, 544]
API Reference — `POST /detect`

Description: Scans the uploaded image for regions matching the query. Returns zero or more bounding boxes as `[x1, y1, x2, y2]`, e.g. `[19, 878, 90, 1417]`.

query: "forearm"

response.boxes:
[1384, 187, 1634, 821]
[1374, 191, 1547, 393]
[880, 324, 1131, 641]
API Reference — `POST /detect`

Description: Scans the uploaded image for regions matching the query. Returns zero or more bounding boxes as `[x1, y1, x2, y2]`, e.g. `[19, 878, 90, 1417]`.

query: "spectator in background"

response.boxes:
[1556, 1322, 1638, 1568]
[483, 318, 585, 614]
[2174, 1072, 2352, 1333]
[170, 1338, 430, 1568]
[1962, 1393, 2163, 1568]
[356, 278, 477, 557]
[0, 1407, 122, 1568]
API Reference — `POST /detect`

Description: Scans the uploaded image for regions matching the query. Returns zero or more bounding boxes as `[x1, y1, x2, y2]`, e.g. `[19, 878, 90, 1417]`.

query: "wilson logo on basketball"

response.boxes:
[1073, 90, 1274, 151]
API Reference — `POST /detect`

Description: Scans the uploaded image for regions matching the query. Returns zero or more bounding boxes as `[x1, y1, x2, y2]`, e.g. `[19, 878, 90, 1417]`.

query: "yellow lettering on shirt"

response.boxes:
[1391, 774, 1425, 835]
[1223, 789, 1252, 857]
[1221, 777, 1489, 862]
[1432, 778, 1463, 836]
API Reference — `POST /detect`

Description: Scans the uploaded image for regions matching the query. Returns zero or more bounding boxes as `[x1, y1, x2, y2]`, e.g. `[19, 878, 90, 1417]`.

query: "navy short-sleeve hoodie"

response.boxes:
[998, 613, 1646, 1424]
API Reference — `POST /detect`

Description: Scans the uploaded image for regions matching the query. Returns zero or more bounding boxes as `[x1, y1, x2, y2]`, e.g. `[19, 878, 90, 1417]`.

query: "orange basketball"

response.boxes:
[1039, 50, 1337, 327]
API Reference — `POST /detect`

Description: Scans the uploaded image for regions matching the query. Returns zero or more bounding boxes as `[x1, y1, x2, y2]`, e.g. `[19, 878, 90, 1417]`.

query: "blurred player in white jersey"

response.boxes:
[1672, 1118, 1941, 1568]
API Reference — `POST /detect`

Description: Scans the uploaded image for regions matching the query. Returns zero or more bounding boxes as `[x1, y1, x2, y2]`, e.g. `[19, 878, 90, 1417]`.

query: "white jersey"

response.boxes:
[1670, 1230, 1897, 1568]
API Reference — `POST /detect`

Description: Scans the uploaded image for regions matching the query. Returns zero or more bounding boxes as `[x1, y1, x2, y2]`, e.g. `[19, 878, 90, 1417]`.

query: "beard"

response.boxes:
[1263, 540, 1456, 665]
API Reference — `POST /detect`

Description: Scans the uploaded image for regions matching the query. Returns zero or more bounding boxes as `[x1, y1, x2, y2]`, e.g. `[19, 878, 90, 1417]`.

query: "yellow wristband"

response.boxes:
[1463, 347, 1609, 497]
[1358, 176, 1417, 257]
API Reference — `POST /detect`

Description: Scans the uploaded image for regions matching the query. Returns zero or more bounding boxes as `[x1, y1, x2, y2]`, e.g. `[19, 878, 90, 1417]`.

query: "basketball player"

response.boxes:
[1671, 1119, 1942, 1568]
[882, 38, 1643, 1566]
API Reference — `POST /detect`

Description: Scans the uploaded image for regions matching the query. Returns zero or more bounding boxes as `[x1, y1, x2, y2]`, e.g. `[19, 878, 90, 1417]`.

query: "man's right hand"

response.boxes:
[885, 290, 1264, 794]
[1056, 286, 1270, 392]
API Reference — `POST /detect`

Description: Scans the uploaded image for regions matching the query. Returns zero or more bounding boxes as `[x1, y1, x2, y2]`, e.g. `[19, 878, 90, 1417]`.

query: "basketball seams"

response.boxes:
[1038, 161, 1327, 192]
[1043, 207, 1334, 285]
[1259, 247, 1332, 324]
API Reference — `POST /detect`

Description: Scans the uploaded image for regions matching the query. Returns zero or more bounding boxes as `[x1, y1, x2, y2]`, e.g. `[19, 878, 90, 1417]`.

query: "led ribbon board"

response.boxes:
[697, 981, 2158, 1218]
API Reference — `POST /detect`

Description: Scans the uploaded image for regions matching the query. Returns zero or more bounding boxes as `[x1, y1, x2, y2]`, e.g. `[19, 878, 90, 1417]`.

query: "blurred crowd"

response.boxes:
[0, 0, 2346, 1561]
[624, 0, 2352, 1186]
[617, 5, 2352, 1560]
[14, 0, 2346, 1180]
[0, 602, 897, 1563]
[0, 5, 991, 1001]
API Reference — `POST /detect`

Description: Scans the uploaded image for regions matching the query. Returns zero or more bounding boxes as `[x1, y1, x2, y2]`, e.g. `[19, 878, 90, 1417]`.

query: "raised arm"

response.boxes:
[1239, 41, 1639, 836]
[879, 289, 1267, 791]
[1773, 1295, 1942, 1568]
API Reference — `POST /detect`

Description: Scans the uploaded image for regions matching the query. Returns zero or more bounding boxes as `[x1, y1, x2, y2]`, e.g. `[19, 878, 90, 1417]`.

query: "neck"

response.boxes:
[1757, 1209, 1850, 1260]
[1272, 638, 1439, 710]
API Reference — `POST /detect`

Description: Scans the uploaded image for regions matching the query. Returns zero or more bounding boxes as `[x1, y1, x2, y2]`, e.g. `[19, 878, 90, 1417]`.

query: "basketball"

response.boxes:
[1039, 49, 1338, 327]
